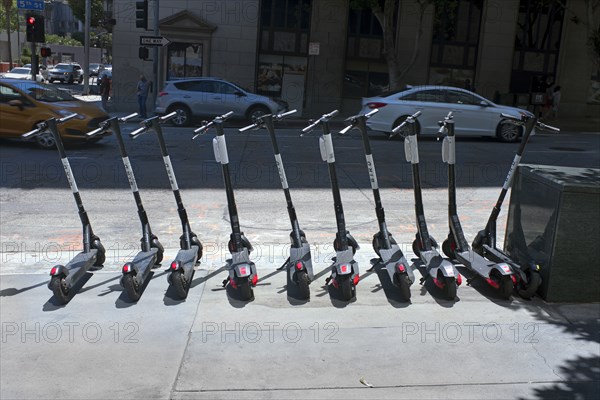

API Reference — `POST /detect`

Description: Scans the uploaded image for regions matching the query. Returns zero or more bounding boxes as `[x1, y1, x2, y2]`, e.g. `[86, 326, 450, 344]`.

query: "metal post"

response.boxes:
[30, 42, 36, 81]
[152, 0, 159, 109]
[82, 0, 91, 95]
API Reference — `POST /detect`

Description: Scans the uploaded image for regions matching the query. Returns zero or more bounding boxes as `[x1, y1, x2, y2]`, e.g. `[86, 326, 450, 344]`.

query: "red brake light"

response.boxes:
[50, 267, 58, 275]
[340, 264, 349, 273]
[397, 263, 406, 273]
[353, 275, 360, 286]
[158, 91, 168, 97]
[367, 102, 387, 109]
[295, 261, 303, 270]
[251, 274, 258, 286]
[456, 274, 462, 285]
[123, 264, 131, 273]
[171, 261, 179, 270]
[239, 267, 247, 275]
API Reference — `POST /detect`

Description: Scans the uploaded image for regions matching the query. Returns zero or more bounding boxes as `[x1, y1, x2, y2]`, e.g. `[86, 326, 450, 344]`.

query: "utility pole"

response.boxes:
[83, 0, 91, 95]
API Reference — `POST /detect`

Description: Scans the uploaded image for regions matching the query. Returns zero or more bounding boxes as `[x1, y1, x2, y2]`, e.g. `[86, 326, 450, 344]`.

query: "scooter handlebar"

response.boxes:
[537, 121, 560, 132]
[238, 123, 258, 132]
[58, 113, 78, 123]
[160, 111, 178, 123]
[21, 122, 48, 139]
[391, 110, 422, 134]
[130, 125, 148, 139]
[301, 109, 339, 134]
[193, 111, 234, 137]
[275, 109, 297, 120]
[119, 113, 138, 123]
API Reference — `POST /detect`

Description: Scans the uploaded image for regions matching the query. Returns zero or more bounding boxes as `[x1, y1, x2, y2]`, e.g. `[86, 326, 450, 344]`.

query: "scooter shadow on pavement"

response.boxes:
[413, 261, 460, 308]
[163, 266, 227, 306]
[456, 266, 516, 306]
[1, 280, 49, 297]
[115, 270, 168, 308]
[370, 258, 412, 308]
[42, 273, 93, 312]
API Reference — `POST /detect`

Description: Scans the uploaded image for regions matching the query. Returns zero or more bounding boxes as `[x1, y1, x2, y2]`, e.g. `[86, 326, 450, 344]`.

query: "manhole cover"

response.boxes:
[548, 147, 586, 152]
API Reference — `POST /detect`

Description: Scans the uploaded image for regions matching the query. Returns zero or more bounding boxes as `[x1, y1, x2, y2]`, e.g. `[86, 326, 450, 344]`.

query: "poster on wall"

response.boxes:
[257, 62, 283, 93]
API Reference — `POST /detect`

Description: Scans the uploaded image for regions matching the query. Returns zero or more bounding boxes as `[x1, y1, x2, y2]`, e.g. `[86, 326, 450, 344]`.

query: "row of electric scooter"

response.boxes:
[21, 108, 558, 305]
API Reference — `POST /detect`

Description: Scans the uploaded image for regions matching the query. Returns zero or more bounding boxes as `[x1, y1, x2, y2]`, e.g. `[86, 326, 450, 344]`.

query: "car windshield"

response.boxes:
[378, 87, 411, 98]
[12, 81, 76, 102]
[54, 64, 71, 70]
[10, 68, 30, 74]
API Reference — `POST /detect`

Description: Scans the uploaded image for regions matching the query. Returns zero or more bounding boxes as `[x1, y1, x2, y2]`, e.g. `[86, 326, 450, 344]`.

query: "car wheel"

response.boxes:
[392, 115, 420, 139]
[497, 121, 521, 143]
[167, 105, 192, 127]
[246, 105, 270, 122]
[34, 130, 56, 149]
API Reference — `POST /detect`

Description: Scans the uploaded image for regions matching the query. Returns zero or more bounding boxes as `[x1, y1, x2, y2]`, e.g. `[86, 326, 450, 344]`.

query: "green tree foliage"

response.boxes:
[68, 0, 105, 27]
[0, 0, 20, 32]
[45, 34, 83, 47]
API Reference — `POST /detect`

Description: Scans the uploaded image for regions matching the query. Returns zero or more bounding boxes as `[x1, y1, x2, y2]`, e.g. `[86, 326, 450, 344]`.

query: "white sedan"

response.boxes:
[0, 67, 45, 82]
[360, 85, 534, 142]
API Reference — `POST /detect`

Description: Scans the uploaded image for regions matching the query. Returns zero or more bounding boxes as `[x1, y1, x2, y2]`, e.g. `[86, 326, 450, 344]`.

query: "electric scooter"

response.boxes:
[302, 110, 360, 301]
[340, 109, 414, 300]
[239, 109, 313, 299]
[472, 113, 560, 299]
[437, 112, 514, 299]
[391, 111, 462, 300]
[130, 111, 203, 299]
[22, 115, 106, 304]
[193, 111, 258, 301]
[86, 113, 164, 302]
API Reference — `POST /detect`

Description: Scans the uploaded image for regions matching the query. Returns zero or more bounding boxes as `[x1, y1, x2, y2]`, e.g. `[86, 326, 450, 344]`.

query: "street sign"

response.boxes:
[308, 42, 320, 56]
[139, 36, 171, 47]
[17, 0, 44, 11]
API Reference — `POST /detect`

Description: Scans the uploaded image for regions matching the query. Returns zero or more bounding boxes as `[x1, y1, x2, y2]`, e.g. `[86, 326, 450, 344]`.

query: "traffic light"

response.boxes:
[40, 47, 52, 58]
[26, 13, 45, 43]
[139, 46, 149, 60]
[136, 1, 148, 30]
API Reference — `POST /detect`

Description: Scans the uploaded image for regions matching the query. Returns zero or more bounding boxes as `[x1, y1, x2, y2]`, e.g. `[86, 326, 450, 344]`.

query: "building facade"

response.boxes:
[110, 0, 600, 119]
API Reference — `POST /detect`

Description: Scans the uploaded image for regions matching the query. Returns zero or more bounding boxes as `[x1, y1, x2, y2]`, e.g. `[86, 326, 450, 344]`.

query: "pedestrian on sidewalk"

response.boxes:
[100, 74, 111, 111]
[551, 85, 561, 119]
[136, 74, 152, 119]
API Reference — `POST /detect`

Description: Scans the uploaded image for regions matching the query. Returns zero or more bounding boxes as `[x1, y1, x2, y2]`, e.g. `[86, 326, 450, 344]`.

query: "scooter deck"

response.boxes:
[290, 242, 313, 280]
[129, 248, 159, 284]
[482, 244, 516, 266]
[456, 250, 497, 278]
[335, 248, 355, 265]
[175, 247, 199, 268]
[379, 244, 414, 283]
[64, 249, 99, 286]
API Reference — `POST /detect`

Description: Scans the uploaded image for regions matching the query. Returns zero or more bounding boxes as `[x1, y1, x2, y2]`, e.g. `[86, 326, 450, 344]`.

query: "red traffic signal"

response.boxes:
[40, 47, 52, 58]
[27, 16, 36, 25]
[26, 13, 45, 43]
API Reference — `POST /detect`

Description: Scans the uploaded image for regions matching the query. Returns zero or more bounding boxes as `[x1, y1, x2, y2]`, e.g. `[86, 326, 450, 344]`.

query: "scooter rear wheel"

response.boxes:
[395, 273, 411, 301]
[122, 274, 141, 302]
[517, 271, 541, 299]
[444, 276, 457, 300]
[339, 275, 354, 301]
[171, 269, 189, 299]
[237, 277, 253, 301]
[296, 270, 310, 300]
[50, 276, 70, 305]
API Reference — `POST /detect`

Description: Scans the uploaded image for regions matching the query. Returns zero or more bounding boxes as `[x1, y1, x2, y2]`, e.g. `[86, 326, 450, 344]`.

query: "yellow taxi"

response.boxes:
[0, 79, 110, 148]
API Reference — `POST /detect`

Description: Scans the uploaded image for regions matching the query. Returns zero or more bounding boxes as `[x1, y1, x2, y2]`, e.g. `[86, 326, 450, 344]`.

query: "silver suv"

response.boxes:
[48, 63, 83, 84]
[155, 78, 288, 126]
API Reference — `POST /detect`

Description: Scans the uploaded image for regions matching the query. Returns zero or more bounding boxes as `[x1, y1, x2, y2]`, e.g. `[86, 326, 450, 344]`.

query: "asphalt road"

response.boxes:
[1, 125, 599, 399]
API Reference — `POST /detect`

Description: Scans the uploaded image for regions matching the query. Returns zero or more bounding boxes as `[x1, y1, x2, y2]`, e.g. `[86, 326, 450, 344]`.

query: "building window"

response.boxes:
[166, 43, 203, 80]
[510, 0, 565, 94]
[429, 0, 483, 90]
[343, 6, 389, 98]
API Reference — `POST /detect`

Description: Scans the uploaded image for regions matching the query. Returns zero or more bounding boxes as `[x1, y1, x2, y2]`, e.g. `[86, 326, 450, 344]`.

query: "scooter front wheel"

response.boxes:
[50, 276, 70, 304]
[296, 270, 310, 299]
[122, 274, 141, 302]
[442, 238, 457, 259]
[237, 277, 254, 301]
[517, 271, 541, 299]
[151, 237, 164, 264]
[91, 238, 106, 266]
[395, 273, 411, 301]
[171, 270, 189, 299]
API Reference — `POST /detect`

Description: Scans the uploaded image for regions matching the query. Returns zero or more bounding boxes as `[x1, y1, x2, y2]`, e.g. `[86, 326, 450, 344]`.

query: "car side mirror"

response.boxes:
[8, 99, 24, 110]
[235, 91, 246, 97]
[479, 100, 489, 107]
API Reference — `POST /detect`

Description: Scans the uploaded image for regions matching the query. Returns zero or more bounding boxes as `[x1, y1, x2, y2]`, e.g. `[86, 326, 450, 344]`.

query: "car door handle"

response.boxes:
[183, 95, 191, 98]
